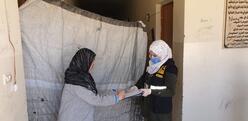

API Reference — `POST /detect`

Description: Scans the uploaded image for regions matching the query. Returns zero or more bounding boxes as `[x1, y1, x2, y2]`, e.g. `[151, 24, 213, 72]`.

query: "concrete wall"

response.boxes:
[0, 0, 28, 121]
[125, 0, 157, 45]
[126, 0, 157, 31]
[172, 0, 184, 121]
[183, 0, 248, 121]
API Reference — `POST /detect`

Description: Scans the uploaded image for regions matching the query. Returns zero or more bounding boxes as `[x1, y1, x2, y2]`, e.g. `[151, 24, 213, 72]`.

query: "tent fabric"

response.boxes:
[19, 0, 147, 121]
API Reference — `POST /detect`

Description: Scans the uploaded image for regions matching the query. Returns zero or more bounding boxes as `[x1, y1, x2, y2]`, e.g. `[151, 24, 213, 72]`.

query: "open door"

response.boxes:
[161, 2, 173, 49]
[0, 0, 28, 121]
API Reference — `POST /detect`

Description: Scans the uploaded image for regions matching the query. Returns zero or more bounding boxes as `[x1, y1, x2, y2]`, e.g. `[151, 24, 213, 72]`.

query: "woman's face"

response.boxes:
[149, 50, 158, 59]
[89, 60, 95, 72]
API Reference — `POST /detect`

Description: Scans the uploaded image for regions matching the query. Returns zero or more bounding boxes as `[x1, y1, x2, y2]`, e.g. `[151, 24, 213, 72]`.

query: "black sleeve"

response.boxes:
[151, 72, 177, 97]
[135, 73, 146, 89]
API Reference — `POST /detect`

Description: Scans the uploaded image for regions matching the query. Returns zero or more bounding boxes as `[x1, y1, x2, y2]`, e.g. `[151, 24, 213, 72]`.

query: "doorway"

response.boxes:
[161, 2, 173, 49]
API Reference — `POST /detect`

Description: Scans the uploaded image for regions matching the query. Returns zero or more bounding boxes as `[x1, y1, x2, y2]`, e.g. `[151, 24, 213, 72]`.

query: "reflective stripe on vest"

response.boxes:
[150, 85, 167, 90]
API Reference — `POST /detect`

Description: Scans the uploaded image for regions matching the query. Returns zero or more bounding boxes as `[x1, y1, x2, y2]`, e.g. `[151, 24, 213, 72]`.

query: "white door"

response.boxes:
[0, 0, 28, 121]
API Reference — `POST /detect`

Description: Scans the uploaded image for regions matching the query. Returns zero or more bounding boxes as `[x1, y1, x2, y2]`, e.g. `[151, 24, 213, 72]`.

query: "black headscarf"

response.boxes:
[65, 48, 98, 94]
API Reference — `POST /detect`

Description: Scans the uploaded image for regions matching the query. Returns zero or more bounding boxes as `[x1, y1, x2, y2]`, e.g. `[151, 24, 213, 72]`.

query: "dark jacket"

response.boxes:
[136, 59, 178, 113]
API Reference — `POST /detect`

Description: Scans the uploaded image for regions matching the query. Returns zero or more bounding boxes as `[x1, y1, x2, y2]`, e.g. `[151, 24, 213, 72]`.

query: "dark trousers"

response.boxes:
[141, 97, 172, 121]
[147, 112, 171, 121]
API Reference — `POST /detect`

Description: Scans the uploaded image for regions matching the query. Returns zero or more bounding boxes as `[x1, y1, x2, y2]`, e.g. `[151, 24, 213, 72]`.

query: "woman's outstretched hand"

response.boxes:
[117, 90, 126, 100]
[127, 86, 138, 93]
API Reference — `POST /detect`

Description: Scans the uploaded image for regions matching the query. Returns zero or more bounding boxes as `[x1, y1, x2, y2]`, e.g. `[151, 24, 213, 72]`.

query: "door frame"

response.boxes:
[155, 0, 173, 40]
[161, 1, 173, 49]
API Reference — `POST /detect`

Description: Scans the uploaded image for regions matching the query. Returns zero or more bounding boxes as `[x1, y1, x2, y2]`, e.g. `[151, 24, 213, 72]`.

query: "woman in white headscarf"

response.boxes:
[130, 40, 178, 121]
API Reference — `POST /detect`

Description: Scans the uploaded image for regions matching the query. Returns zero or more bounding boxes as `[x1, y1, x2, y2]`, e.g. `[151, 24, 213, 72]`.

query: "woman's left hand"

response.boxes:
[140, 89, 151, 97]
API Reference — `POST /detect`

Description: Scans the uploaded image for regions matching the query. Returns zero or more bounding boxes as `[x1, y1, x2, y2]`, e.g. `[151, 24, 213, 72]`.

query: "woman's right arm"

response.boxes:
[73, 86, 123, 106]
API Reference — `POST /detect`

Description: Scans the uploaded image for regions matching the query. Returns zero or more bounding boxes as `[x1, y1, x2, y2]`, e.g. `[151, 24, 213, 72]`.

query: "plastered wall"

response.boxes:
[0, 0, 28, 121]
[183, 0, 248, 121]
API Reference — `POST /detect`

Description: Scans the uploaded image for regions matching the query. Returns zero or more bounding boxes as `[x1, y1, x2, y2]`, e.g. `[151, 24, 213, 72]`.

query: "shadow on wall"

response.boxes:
[64, 0, 128, 21]
[18, 0, 26, 7]
[231, 64, 247, 121]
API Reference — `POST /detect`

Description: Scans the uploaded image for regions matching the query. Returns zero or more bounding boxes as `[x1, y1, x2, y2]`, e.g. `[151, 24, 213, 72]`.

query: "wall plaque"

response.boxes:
[224, 0, 248, 48]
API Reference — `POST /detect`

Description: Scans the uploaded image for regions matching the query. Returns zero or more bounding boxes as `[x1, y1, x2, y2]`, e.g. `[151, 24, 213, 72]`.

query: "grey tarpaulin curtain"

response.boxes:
[19, 0, 147, 121]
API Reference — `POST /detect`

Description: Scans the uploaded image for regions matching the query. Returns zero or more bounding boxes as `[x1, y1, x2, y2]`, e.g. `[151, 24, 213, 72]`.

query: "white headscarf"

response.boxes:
[147, 40, 172, 74]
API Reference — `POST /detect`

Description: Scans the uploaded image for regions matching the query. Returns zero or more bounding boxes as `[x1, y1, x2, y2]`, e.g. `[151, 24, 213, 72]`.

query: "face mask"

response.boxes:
[150, 57, 161, 64]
